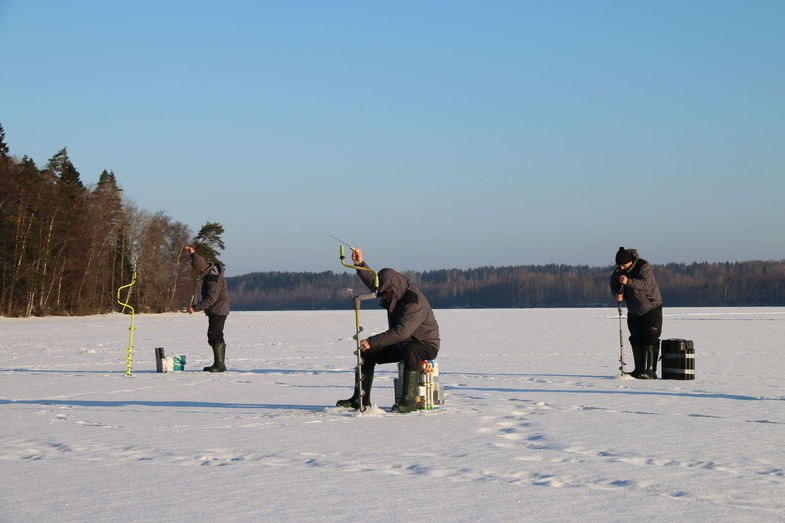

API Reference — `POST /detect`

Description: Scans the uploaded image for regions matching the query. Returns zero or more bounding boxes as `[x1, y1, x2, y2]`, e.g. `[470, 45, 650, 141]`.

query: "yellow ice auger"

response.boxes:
[116, 271, 137, 377]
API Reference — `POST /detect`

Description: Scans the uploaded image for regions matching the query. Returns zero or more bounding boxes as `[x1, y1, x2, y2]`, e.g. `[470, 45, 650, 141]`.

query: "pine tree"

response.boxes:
[0, 123, 9, 159]
[83, 170, 125, 311]
[192, 221, 225, 265]
[44, 147, 87, 312]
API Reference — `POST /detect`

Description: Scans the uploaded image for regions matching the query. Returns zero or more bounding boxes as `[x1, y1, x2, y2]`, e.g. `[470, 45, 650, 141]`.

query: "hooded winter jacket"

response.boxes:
[355, 263, 440, 351]
[610, 249, 662, 316]
[191, 254, 230, 316]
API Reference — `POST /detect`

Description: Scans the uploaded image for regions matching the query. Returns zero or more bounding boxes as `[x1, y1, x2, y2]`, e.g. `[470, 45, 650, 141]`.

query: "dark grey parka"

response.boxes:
[356, 263, 440, 351]
[610, 249, 662, 316]
[191, 254, 230, 316]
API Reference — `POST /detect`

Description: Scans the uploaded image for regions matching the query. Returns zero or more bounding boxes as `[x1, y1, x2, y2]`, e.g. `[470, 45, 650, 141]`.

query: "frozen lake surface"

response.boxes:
[2, 308, 784, 522]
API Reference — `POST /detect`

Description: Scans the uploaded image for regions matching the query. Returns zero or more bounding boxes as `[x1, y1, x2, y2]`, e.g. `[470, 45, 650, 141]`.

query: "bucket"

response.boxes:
[155, 347, 166, 373]
[394, 360, 443, 409]
[661, 339, 695, 380]
[173, 354, 186, 371]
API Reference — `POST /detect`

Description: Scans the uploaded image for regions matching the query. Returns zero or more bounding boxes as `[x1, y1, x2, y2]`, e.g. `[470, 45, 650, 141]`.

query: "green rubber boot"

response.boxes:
[392, 370, 419, 413]
[204, 343, 226, 372]
[336, 367, 374, 409]
[640, 344, 658, 379]
[630, 346, 646, 378]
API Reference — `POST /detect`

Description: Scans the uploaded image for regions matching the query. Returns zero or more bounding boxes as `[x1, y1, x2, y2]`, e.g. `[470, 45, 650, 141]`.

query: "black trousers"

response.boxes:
[207, 314, 227, 346]
[362, 340, 438, 372]
[627, 306, 662, 346]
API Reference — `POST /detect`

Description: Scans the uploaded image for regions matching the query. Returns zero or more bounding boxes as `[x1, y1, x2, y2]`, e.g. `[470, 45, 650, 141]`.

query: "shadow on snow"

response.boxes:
[451, 386, 784, 402]
[0, 399, 325, 411]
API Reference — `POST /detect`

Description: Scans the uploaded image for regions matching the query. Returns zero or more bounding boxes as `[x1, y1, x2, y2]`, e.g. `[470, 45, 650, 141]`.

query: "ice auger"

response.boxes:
[117, 271, 137, 377]
[617, 283, 627, 376]
[337, 242, 379, 413]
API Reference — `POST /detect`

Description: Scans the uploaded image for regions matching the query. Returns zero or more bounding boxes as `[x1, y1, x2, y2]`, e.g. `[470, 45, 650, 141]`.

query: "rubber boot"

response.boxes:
[336, 367, 374, 409]
[650, 342, 660, 378]
[640, 344, 657, 379]
[204, 343, 226, 372]
[630, 346, 646, 378]
[650, 347, 658, 379]
[392, 370, 419, 413]
[203, 349, 215, 372]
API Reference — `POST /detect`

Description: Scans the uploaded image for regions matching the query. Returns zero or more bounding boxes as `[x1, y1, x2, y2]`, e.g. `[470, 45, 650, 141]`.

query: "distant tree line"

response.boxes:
[229, 261, 785, 311]
[3, 123, 784, 315]
[0, 123, 222, 316]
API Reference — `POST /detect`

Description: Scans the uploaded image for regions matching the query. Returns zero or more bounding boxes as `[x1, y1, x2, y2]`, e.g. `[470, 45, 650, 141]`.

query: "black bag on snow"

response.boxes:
[661, 339, 695, 380]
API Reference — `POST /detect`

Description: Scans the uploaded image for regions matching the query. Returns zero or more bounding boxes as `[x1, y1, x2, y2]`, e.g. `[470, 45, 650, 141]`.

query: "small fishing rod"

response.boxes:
[329, 234, 356, 251]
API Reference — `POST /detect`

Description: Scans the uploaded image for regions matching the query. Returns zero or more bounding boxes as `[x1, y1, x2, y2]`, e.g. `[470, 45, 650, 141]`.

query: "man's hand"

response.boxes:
[616, 294, 624, 303]
[359, 339, 371, 351]
[351, 248, 363, 265]
[618, 274, 628, 285]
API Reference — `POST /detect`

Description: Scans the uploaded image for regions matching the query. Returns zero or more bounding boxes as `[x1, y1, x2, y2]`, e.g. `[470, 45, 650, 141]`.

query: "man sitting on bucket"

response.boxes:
[337, 247, 440, 413]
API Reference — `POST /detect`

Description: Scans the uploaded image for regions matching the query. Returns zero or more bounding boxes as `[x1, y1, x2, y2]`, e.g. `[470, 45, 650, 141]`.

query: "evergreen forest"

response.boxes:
[0, 124, 218, 316]
[228, 261, 785, 311]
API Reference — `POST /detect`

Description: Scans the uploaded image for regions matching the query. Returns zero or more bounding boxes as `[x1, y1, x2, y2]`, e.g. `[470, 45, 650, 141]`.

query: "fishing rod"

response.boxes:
[329, 234, 356, 250]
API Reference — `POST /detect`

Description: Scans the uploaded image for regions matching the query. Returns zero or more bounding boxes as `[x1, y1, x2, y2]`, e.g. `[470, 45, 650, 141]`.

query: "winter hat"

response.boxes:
[615, 247, 634, 266]
[191, 254, 209, 274]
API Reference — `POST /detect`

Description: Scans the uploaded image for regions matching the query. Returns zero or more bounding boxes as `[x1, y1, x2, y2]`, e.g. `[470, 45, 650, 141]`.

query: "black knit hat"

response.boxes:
[615, 247, 634, 266]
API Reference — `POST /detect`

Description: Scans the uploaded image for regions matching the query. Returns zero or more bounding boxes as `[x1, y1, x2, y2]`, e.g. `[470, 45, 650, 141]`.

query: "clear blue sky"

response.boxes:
[2, 1, 783, 276]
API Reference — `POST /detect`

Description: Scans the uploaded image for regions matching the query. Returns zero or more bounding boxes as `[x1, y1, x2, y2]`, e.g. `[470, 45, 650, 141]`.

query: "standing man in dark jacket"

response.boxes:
[337, 247, 440, 413]
[610, 247, 663, 379]
[185, 246, 230, 372]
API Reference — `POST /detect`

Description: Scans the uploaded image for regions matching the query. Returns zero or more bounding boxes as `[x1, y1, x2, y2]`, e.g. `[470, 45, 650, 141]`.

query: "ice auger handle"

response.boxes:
[339, 245, 380, 290]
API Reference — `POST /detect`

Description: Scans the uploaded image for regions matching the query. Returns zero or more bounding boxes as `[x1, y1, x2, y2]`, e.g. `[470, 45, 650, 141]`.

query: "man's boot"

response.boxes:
[336, 367, 374, 409]
[640, 344, 657, 379]
[392, 369, 419, 413]
[630, 345, 646, 378]
[204, 343, 226, 372]
[203, 347, 215, 372]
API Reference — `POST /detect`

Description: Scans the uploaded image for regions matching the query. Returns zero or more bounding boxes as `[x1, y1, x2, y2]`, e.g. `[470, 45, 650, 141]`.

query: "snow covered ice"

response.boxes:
[1, 308, 784, 522]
